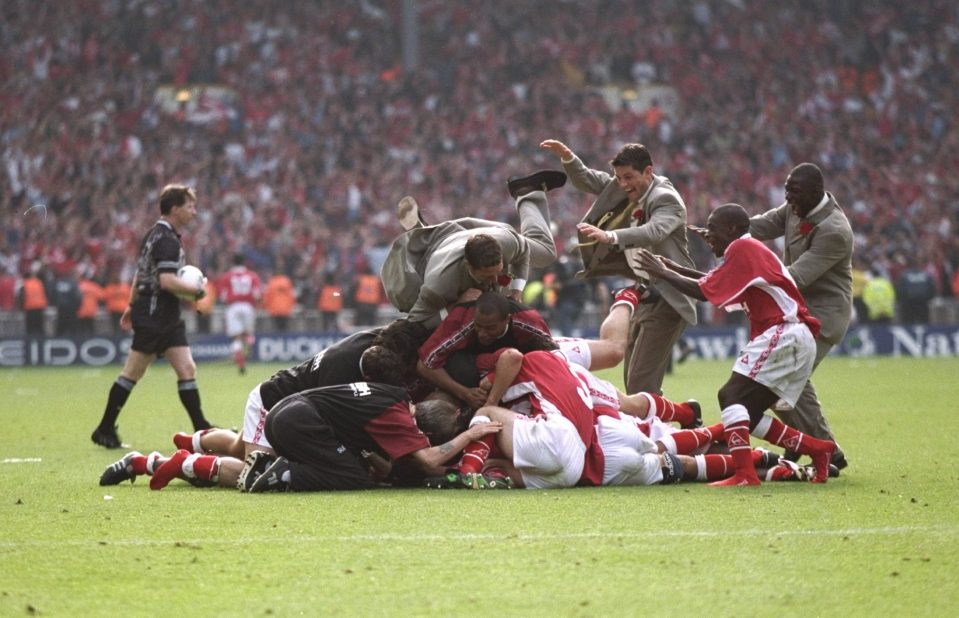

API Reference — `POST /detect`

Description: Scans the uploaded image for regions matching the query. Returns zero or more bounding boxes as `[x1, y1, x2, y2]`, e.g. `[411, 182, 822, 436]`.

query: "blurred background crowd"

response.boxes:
[1, 0, 957, 336]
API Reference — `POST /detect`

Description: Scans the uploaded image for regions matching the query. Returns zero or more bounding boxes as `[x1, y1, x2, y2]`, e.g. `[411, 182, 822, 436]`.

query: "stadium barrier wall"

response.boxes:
[1, 324, 958, 367]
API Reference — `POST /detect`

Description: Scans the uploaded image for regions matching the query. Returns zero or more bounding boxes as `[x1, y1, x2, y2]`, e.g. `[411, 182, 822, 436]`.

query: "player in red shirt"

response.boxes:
[417, 291, 557, 408]
[638, 203, 837, 485]
[432, 348, 602, 489]
[217, 253, 263, 374]
[426, 347, 792, 489]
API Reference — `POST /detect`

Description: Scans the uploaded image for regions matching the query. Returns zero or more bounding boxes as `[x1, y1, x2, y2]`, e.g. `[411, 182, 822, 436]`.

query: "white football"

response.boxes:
[176, 265, 206, 300]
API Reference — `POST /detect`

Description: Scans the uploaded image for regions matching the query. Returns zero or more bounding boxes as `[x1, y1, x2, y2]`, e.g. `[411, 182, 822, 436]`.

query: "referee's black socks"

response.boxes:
[99, 375, 137, 429]
[178, 379, 211, 431]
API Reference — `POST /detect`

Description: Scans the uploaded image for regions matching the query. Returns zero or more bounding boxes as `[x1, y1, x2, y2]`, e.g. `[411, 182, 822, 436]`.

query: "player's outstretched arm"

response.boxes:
[637, 249, 707, 301]
[484, 348, 524, 406]
[410, 422, 503, 476]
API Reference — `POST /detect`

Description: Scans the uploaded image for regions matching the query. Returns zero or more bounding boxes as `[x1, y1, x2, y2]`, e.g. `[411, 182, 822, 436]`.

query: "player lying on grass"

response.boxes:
[566, 359, 835, 481]
[167, 319, 430, 462]
[99, 383, 486, 491]
[637, 203, 837, 485]
[425, 348, 701, 489]
[426, 348, 824, 489]
[239, 382, 500, 492]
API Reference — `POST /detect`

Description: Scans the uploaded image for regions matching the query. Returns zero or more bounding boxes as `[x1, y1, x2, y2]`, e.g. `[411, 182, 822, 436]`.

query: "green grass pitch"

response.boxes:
[2, 357, 957, 616]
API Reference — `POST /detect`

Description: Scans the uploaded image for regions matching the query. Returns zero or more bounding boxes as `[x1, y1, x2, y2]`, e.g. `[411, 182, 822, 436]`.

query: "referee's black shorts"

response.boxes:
[130, 314, 188, 356]
[264, 394, 375, 491]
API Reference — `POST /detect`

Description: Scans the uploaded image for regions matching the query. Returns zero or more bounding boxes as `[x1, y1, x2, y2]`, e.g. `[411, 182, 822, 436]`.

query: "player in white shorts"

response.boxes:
[638, 203, 837, 485]
[430, 348, 603, 489]
[217, 254, 263, 375]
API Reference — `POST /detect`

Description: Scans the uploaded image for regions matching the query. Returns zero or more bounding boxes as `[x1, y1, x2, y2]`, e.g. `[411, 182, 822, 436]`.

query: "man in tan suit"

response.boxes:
[381, 171, 565, 329]
[748, 163, 852, 470]
[541, 140, 697, 395]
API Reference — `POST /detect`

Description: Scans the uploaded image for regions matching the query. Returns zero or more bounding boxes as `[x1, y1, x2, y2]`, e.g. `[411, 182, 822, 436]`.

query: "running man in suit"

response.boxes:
[541, 140, 697, 395]
[746, 163, 852, 469]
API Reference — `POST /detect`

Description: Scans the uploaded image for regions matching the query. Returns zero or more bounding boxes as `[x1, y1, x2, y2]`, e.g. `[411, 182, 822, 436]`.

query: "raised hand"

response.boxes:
[539, 139, 574, 160]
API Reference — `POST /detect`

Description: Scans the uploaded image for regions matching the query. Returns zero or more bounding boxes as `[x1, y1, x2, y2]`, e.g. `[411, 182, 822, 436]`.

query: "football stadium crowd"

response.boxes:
[1, 0, 957, 328]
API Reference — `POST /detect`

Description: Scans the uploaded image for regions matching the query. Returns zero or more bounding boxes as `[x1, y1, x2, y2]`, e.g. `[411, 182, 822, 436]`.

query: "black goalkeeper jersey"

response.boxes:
[292, 382, 418, 456]
[258, 328, 382, 410]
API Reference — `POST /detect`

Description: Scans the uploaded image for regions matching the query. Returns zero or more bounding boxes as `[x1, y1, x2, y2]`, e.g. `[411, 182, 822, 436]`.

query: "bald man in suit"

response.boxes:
[748, 163, 852, 470]
[541, 140, 697, 395]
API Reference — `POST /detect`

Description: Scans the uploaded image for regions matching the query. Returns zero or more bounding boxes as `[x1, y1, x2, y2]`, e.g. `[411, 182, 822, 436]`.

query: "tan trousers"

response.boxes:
[773, 336, 844, 455]
[624, 298, 687, 395]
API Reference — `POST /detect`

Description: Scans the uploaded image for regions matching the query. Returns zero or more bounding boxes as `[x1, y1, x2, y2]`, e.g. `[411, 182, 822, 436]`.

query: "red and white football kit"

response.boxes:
[218, 266, 263, 338]
[697, 234, 835, 485]
[698, 234, 820, 407]
[489, 350, 605, 488]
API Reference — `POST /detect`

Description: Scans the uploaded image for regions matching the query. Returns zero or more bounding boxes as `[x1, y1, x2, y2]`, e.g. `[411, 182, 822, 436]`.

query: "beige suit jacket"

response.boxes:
[381, 220, 526, 327]
[749, 193, 853, 344]
[563, 155, 698, 325]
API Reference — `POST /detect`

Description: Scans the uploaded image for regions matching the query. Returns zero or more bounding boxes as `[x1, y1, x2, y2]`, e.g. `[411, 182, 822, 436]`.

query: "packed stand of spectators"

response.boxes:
[1, 0, 957, 330]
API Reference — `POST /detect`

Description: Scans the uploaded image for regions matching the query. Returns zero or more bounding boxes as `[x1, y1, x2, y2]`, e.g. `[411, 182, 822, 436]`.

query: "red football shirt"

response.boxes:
[485, 349, 605, 486]
[698, 235, 821, 340]
[218, 266, 263, 305]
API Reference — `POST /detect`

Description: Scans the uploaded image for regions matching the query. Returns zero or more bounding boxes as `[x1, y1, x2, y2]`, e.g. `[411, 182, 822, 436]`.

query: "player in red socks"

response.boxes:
[563, 360, 702, 429]
[98, 449, 248, 490]
[218, 253, 263, 375]
[639, 204, 837, 485]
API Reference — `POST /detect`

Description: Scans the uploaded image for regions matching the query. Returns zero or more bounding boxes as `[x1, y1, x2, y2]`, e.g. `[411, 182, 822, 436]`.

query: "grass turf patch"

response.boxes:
[1, 357, 957, 615]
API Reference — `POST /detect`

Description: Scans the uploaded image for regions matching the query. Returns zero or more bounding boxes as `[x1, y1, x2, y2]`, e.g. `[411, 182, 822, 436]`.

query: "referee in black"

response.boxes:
[92, 184, 213, 448]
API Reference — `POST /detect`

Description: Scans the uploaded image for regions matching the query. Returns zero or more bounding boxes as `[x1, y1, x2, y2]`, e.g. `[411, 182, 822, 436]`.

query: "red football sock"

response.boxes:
[709, 405, 760, 486]
[173, 432, 194, 452]
[753, 416, 831, 456]
[131, 453, 149, 475]
[705, 422, 725, 441]
[726, 422, 756, 474]
[752, 415, 836, 483]
[234, 350, 246, 371]
[668, 426, 715, 454]
[149, 450, 189, 490]
[139, 451, 165, 476]
[186, 454, 220, 482]
[457, 434, 495, 474]
[643, 393, 695, 426]
[695, 454, 734, 480]
[173, 428, 214, 453]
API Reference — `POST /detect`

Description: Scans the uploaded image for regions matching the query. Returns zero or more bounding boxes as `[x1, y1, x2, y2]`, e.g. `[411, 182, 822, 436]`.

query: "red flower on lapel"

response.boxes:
[632, 209, 644, 221]
[497, 274, 512, 288]
[799, 221, 814, 236]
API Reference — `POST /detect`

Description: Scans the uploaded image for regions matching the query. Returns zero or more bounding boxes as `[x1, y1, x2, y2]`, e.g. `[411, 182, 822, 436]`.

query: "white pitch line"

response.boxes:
[1, 458, 42, 464]
[2, 525, 955, 549]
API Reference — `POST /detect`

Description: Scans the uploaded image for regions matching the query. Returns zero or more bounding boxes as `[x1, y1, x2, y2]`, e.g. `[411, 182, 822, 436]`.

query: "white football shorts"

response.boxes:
[732, 321, 816, 408]
[596, 413, 663, 486]
[225, 302, 256, 338]
[241, 384, 272, 449]
[511, 413, 586, 489]
[554, 337, 592, 369]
